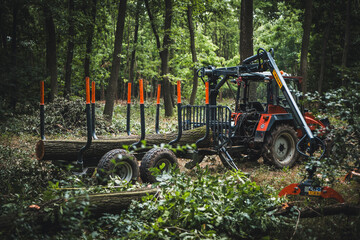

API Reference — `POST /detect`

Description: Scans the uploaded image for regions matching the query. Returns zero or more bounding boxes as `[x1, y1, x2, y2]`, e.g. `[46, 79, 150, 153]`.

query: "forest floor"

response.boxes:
[1, 99, 360, 239]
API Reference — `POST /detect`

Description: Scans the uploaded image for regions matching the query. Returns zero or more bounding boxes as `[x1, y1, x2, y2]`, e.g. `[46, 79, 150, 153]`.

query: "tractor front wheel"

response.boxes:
[263, 124, 300, 168]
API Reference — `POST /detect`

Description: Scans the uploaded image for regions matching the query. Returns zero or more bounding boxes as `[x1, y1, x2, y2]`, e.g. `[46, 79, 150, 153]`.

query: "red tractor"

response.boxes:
[195, 48, 329, 169]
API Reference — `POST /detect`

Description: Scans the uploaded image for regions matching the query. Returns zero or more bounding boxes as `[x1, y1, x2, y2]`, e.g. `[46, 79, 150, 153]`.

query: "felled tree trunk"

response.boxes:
[36, 127, 211, 166]
[0, 188, 158, 232]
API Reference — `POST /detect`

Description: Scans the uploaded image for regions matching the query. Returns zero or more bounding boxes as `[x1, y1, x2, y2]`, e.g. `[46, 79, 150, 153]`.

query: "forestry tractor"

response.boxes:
[37, 47, 344, 202]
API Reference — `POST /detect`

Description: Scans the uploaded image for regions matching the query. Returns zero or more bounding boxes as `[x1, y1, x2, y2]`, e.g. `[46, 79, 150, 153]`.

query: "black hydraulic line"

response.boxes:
[196, 104, 209, 147]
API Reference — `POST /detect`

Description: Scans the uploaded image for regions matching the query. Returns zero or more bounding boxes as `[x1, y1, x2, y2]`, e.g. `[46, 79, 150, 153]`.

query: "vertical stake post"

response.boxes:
[40, 81, 45, 140]
[91, 81, 98, 139]
[126, 82, 131, 135]
[169, 81, 182, 145]
[132, 79, 145, 148]
[77, 77, 92, 166]
[155, 84, 161, 134]
[196, 81, 210, 147]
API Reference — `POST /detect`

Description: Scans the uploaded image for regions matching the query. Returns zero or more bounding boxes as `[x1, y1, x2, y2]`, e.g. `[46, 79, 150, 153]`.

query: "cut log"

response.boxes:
[0, 188, 158, 232]
[36, 127, 211, 166]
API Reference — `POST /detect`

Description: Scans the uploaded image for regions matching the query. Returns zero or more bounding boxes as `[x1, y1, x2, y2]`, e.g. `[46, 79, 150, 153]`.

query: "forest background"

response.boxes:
[1, 0, 359, 119]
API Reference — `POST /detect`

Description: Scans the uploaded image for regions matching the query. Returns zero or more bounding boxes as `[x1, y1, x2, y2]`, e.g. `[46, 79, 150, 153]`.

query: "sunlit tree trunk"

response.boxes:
[103, 0, 127, 121]
[187, 4, 198, 105]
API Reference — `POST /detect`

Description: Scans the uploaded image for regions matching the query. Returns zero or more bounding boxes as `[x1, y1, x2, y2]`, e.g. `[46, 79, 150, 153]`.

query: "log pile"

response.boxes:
[36, 127, 211, 166]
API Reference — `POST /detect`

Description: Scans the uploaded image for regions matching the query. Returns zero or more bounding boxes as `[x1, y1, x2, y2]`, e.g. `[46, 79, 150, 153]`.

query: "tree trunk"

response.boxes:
[0, 188, 158, 231]
[240, 0, 254, 101]
[44, 5, 58, 102]
[10, 1, 18, 110]
[341, 0, 351, 86]
[129, 1, 140, 86]
[103, 0, 127, 121]
[318, 19, 330, 94]
[84, 0, 97, 78]
[145, 0, 173, 117]
[187, 4, 198, 105]
[64, 0, 75, 99]
[36, 127, 211, 166]
[300, 0, 313, 94]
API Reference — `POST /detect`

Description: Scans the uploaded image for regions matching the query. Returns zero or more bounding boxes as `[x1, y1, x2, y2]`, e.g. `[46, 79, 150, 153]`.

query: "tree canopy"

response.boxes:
[0, 0, 359, 116]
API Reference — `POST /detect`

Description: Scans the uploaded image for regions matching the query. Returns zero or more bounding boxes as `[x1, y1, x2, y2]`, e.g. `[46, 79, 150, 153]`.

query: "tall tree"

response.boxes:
[239, 0, 254, 100]
[299, 0, 312, 94]
[103, 0, 127, 121]
[44, 4, 58, 102]
[341, 0, 351, 86]
[64, 0, 75, 99]
[145, 0, 174, 117]
[84, 0, 98, 78]
[129, 1, 140, 87]
[10, 0, 19, 109]
[187, 3, 198, 105]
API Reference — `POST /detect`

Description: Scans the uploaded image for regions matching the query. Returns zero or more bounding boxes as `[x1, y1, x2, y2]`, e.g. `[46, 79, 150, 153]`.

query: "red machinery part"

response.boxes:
[279, 183, 345, 203]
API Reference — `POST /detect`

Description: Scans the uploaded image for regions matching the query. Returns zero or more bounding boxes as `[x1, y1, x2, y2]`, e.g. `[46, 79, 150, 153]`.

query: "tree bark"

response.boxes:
[103, 0, 127, 121]
[0, 188, 158, 231]
[10, 1, 18, 110]
[341, 0, 351, 86]
[44, 5, 58, 102]
[187, 4, 198, 105]
[318, 18, 330, 94]
[300, 0, 313, 94]
[129, 1, 140, 86]
[36, 127, 211, 166]
[240, 0, 254, 101]
[145, 0, 174, 117]
[64, 0, 75, 99]
[84, 0, 97, 78]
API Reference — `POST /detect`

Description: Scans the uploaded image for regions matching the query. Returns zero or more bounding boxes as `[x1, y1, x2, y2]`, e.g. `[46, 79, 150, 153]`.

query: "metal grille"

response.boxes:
[181, 105, 207, 130]
[209, 105, 232, 149]
[181, 105, 232, 149]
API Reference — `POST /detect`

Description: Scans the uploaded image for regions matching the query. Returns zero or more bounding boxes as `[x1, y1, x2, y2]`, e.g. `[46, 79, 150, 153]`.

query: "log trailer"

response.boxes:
[37, 48, 344, 202]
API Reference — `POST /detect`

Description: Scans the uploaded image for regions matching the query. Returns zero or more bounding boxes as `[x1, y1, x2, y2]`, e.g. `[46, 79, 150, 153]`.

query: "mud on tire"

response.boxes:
[97, 149, 139, 184]
[140, 148, 178, 183]
[263, 124, 300, 168]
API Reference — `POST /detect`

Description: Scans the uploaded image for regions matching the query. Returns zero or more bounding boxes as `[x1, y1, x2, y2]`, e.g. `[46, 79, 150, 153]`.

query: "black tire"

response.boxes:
[263, 124, 300, 168]
[97, 149, 139, 184]
[140, 148, 178, 183]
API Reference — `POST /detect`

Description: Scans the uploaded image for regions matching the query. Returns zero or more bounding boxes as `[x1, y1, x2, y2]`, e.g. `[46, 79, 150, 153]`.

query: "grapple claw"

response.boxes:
[320, 186, 345, 203]
[278, 183, 301, 197]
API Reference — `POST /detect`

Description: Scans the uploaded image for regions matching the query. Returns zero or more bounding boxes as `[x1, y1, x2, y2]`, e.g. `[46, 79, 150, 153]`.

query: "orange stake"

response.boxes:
[156, 84, 161, 104]
[205, 81, 209, 105]
[40, 81, 45, 105]
[91, 81, 96, 103]
[177, 80, 181, 104]
[127, 82, 132, 104]
[139, 79, 144, 104]
[86, 77, 90, 104]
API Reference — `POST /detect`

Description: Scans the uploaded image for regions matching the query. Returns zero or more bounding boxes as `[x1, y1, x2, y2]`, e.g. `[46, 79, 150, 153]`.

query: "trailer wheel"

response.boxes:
[263, 124, 300, 168]
[97, 149, 139, 184]
[140, 148, 178, 183]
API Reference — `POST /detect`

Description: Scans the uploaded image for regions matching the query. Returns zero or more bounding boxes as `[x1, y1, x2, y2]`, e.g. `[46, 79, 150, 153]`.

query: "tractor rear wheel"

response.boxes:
[97, 149, 139, 184]
[263, 124, 300, 168]
[140, 148, 178, 183]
